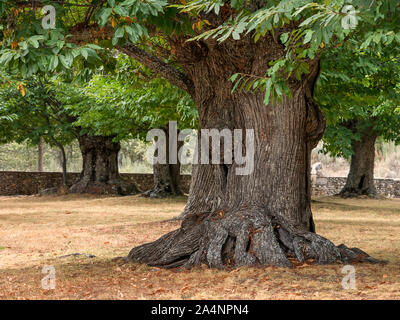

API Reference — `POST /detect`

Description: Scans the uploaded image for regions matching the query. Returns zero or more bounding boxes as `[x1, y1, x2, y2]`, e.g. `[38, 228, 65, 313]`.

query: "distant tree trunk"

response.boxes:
[49, 137, 68, 187]
[340, 125, 378, 197]
[37, 136, 44, 172]
[70, 134, 138, 195]
[144, 128, 183, 198]
[59, 145, 68, 187]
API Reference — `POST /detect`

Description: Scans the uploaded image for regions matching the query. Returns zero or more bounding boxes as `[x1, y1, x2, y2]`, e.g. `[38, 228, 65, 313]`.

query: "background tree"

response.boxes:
[316, 45, 400, 197]
[1, 0, 398, 268]
[0, 74, 140, 193]
[0, 52, 196, 195]
[0, 75, 76, 185]
[73, 54, 197, 197]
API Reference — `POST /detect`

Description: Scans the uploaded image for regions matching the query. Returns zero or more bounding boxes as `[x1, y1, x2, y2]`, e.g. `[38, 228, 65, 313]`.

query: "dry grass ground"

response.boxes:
[0, 194, 399, 300]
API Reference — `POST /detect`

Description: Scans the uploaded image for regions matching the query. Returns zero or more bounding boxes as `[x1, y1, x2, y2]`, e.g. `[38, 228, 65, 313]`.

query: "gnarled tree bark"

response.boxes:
[70, 134, 138, 195]
[125, 33, 380, 268]
[340, 123, 378, 197]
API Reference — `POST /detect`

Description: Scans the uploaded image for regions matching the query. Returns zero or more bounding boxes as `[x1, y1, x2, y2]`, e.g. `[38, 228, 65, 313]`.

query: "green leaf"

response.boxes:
[230, 73, 239, 82]
[59, 54, 73, 68]
[98, 8, 113, 28]
[114, 5, 130, 16]
[264, 79, 272, 105]
[49, 55, 59, 70]
[28, 38, 39, 48]
[303, 30, 314, 44]
[81, 49, 88, 60]
[115, 26, 125, 38]
[86, 44, 102, 50]
[280, 32, 289, 44]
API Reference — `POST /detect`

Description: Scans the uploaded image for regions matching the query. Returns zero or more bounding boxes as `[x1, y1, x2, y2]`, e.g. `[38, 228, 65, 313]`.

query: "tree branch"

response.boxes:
[118, 43, 194, 96]
[14, 1, 194, 95]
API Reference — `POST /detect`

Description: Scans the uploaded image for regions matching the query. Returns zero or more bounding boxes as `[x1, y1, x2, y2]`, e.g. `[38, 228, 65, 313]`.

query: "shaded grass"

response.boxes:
[0, 194, 399, 300]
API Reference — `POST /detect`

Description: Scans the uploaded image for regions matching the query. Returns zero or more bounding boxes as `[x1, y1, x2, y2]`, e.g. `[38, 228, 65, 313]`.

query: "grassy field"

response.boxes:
[0, 194, 399, 300]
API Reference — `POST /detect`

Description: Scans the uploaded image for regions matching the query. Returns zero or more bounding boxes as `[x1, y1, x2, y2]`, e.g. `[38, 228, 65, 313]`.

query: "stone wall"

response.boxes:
[312, 176, 400, 198]
[0, 171, 399, 197]
[0, 171, 191, 196]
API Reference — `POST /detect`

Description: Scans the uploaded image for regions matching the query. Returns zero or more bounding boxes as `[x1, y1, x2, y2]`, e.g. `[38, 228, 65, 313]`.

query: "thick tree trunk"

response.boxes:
[126, 35, 380, 268]
[70, 134, 138, 195]
[340, 126, 377, 197]
[144, 128, 183, 198]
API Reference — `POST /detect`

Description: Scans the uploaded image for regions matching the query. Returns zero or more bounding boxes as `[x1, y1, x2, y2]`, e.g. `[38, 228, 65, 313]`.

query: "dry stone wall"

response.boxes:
[0, 171, 399, 197]
[0, 171, 191, 196]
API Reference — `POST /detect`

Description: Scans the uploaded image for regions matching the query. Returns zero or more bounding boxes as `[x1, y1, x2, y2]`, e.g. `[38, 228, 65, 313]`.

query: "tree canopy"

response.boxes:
[316, 41, 400, 159]
[0, 50, 196, 145]
[0, 74, 76, 147]
[0, 0, 398, 102]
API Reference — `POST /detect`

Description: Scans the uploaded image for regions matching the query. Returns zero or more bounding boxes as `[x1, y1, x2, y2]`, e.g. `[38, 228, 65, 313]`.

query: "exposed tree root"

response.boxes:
[143, 185, 183, 199]
[338, 188, 379, 199]
[127, 208, 384, 269]
[69, 179, 139, 196]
